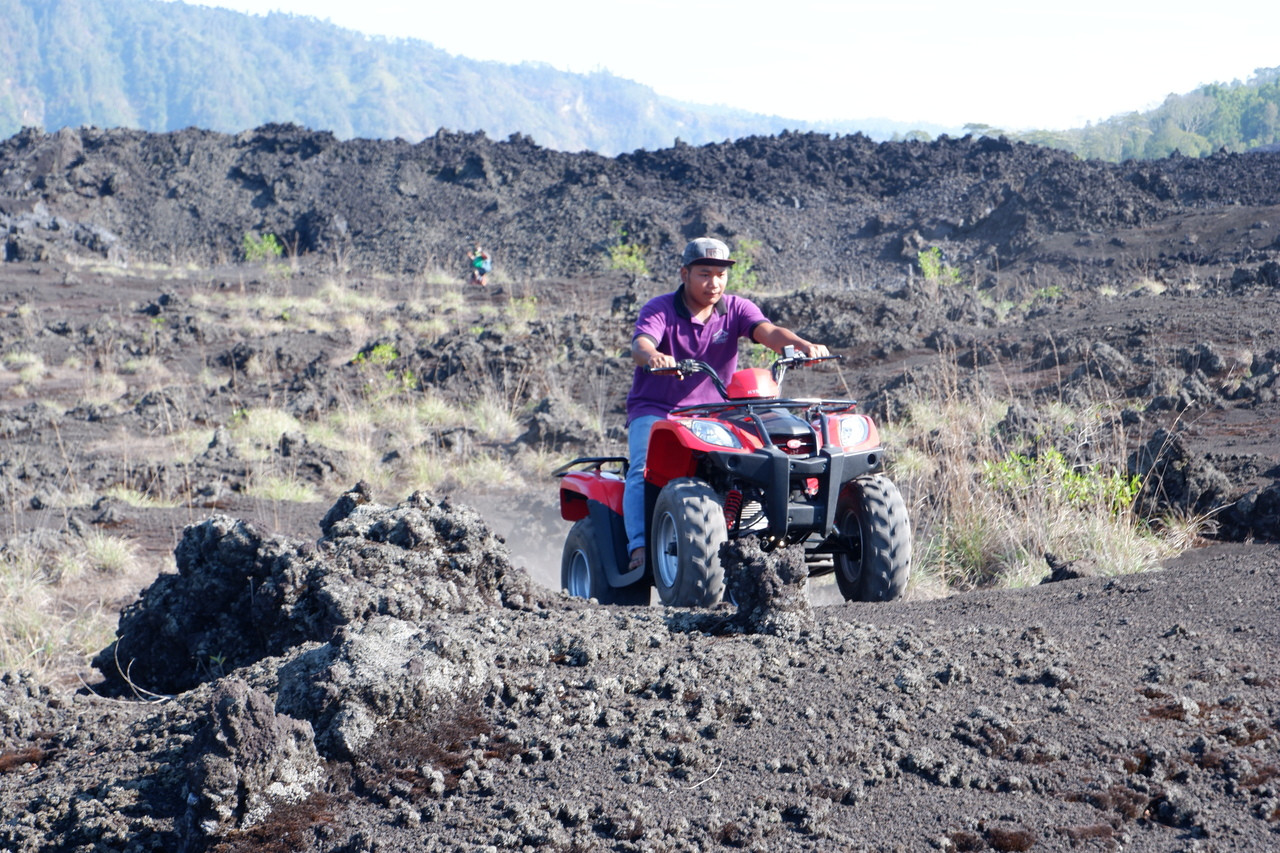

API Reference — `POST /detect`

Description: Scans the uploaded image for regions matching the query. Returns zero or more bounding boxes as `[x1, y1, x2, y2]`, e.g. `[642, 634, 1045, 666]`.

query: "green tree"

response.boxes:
[1145, 120, 1211, 159]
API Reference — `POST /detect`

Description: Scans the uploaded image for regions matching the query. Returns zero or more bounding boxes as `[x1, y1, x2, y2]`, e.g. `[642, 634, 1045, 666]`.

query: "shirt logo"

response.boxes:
[712, 329, 729, 344]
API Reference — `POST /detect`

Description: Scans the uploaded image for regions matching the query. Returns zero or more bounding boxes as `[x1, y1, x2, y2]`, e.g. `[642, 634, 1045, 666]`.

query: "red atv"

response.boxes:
[554, 347, 911, 606]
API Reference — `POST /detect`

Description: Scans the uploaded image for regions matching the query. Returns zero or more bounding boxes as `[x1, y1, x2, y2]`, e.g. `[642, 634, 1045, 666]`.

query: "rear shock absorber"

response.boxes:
[723, 488, 743, 531]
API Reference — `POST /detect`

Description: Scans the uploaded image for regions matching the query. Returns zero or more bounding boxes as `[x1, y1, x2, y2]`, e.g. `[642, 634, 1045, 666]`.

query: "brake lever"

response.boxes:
[786, 352, 842, 367]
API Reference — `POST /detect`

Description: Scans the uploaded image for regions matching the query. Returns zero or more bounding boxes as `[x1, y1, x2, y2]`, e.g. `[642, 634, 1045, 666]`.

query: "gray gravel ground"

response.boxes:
[1, 493, 1276, 852]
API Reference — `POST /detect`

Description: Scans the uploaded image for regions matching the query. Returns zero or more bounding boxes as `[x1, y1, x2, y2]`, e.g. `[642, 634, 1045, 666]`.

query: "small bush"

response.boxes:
[353, 342, 399, 366]
[0, 538, 145, 682]
[606, 222, 649, 277]
[228, 407, 306, 461]
[470, 397, 521, 441]
[81, 532, 139, 575]
[918, 246, 961, 284]
[507, 295, 539, 327]
[982, 447, 1141, 516]
[730, 238, 762, 291]
[353, 344, 419, 403]
[245, 474, 323, 503]
[739, 342, 776, 369]
[242, 231, 284, 263]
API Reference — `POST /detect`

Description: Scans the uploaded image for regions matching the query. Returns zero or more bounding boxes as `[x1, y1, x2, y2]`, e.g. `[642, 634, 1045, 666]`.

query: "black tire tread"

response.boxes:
[651, 478, 726, 607]
[835, 474, 912, 602]
[562, 517, 649, 606]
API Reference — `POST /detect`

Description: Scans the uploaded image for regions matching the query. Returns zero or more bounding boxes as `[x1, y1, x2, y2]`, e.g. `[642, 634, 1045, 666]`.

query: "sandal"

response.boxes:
[628, 548, 645, 571]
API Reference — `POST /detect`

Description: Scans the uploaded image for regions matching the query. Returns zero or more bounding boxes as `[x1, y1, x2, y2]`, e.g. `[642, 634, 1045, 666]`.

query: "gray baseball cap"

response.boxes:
[681, 237, 736, 267]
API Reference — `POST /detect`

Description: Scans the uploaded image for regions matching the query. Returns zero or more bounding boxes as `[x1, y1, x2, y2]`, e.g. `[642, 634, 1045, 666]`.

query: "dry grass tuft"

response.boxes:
[228, 408, 306, 461]
[884, 363, 1202, 594]
[0, 532, 159, 684]
[243, 473, 323, 503]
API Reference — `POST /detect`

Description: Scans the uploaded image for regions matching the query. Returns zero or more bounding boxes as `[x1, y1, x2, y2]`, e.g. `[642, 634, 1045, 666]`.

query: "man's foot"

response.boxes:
[628, 548, 645, 571]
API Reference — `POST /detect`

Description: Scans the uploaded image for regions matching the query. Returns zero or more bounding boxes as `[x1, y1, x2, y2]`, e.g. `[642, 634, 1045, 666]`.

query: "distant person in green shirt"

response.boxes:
[469, 244, 492, 287]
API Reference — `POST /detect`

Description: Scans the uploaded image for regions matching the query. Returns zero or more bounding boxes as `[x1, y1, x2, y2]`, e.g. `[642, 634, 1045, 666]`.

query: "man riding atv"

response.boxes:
[624, 237, 829, 574]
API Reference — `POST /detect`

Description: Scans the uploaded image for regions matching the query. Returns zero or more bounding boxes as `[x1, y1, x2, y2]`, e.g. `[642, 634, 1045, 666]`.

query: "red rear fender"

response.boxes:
[559, 471, 624, 520]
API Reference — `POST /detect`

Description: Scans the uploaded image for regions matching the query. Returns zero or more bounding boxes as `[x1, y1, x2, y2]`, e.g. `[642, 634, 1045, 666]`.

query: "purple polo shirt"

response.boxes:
[626, 285, 769, 422]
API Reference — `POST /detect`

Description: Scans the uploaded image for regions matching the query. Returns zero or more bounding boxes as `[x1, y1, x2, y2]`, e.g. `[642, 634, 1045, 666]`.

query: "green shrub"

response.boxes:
[353, 343, 417, 400]
[354, 342, 399, 366]
[918, 246, 961, 284]
[739, 342, 775, 369]
[730, 238, 762, 291]
[982, 447, 1141, 516]
[508, 295, 538, 324]
[606, 222, 649, 277]
[242, 231, 284, 263]
[884, 366, 1195, 593]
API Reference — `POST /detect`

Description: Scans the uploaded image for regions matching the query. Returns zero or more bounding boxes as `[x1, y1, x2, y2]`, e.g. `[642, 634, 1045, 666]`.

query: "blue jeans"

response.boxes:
[624, 415, 661, 555]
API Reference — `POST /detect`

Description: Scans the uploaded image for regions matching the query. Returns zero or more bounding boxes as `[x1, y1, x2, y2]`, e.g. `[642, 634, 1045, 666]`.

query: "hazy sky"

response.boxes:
[177, 0, 1277, 130]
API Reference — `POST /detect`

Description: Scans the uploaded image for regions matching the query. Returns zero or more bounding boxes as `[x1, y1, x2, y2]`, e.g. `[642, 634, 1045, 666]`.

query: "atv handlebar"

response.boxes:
[648, 358, 731, 397]
[647, 359, 716, 378]
[771, 345, 841, 385]
[647, 346, 841, 399]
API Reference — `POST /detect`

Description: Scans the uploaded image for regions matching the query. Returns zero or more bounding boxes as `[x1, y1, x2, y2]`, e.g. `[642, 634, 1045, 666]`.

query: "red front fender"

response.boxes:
[645, 418, 753, 489]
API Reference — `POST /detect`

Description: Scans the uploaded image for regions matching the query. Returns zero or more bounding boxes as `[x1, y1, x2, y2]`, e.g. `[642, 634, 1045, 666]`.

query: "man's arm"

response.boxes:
[632, 334, 677, 369]
[751, 322, 830, 358]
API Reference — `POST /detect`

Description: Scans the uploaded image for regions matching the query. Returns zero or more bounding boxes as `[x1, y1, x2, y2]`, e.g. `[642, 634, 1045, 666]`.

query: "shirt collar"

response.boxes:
[674, 284, 728, 320]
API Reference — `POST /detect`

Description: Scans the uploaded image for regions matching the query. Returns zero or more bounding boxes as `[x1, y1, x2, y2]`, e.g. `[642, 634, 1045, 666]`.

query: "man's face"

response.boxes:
[680, 263, 731, 309]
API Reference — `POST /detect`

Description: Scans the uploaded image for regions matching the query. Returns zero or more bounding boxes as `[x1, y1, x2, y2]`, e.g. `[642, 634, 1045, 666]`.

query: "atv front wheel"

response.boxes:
[561, 517, 649, 606]
[833, 474, 911, 602]
[651, 478, 727, 607]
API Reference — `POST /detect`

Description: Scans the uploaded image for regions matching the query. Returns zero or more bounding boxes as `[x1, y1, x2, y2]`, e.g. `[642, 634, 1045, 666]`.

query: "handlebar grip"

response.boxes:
[647, 359, 703, 377]
[780, 353, 841, 365]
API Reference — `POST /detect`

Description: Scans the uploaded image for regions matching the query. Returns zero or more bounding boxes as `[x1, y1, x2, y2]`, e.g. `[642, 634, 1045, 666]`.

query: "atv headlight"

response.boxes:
[685, 419, 741, 448]
[837, 415, 870, 448]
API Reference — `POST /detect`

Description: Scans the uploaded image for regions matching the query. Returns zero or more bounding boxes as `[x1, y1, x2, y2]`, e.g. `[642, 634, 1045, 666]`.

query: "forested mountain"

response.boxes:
[988, 67, 1280, 160]
[0, 0, 948, 154]
[4, 0, 1276, 159]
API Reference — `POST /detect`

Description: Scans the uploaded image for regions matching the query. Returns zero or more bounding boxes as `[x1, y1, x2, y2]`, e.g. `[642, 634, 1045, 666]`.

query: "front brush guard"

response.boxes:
[702, 446, 882, 539]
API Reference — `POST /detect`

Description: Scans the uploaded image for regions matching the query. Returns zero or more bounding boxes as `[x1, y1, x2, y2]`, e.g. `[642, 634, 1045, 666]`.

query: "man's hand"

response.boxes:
[632, 335, 676, 369]
[753, 322, 830, 360]
[647, 352, 677, 370]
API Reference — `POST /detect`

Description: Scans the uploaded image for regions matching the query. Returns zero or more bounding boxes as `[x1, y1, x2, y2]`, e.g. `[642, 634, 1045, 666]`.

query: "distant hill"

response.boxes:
[995, 67, 1280, 160]
[8, 0, 1270, 160]
[0, 0, 951, 155]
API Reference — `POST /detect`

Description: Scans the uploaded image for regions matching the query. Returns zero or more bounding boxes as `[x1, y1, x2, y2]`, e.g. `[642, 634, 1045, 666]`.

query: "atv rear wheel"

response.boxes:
[561, 517, 649, 606]
[652, 478, 727, 607]
[833, 474, 911, 602]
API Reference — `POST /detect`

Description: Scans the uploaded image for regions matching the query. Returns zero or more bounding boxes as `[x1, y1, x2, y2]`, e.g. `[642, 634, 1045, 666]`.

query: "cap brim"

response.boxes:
[685, 257, 736, 267]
